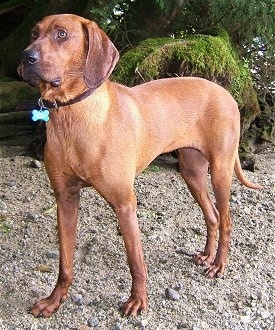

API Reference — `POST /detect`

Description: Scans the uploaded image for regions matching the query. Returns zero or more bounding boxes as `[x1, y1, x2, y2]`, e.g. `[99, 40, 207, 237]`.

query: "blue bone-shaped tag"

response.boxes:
[32, 108, 50, 122]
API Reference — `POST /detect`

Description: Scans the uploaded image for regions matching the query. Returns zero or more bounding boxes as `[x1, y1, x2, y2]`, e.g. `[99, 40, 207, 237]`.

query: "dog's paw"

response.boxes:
[204, 263, 225, 279]
[121, 295, 147, 316]
[192, 252, 214, 267]
[31, 292, 67, 318]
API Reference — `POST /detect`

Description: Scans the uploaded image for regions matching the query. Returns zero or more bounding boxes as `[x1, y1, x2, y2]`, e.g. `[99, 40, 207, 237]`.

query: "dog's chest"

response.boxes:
[46, 117, 103, 179]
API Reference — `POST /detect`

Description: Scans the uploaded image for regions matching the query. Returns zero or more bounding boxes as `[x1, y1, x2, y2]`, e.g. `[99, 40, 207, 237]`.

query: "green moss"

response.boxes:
[112, 37, 177, 85]
[230, 60, 259, 122]
[199, 26, 231, 42]
[112, 31, 239, 84]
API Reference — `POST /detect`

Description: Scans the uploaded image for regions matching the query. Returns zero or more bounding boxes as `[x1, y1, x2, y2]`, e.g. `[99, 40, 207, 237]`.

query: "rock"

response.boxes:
[240, 315, 251, 324]
[87, 318, 99, 327]
[243, 206, 251, 215]
[0, 200, 8, 215]
[165, 288, 180, 301]
[79, 326, 91, 330]
[30, 159, 43, 168]
[177, 322, 190, 329]
[71, 294, 84, 306]
[158, 257, 167, 264]
[156, 211, 166, 219]
[137, 319, 148, 328]
[26, 212, 39, 221]
[113, 323, 123, 330]
[240, 153, 256, 171]
[173, 283, 182, 291]
[260, 310, 271, 319]
[256, 290, 269, 302]
[6, 180, 16, 188]
[46, 250, 59, 259]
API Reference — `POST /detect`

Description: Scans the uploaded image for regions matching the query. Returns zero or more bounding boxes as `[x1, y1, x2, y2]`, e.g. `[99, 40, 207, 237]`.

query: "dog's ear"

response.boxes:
[82, 21, 119, 89]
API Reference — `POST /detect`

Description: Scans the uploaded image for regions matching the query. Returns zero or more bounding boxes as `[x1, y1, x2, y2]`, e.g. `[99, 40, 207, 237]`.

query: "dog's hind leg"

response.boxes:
[178, 148, 220, 269]
[205, 158, 234, 278]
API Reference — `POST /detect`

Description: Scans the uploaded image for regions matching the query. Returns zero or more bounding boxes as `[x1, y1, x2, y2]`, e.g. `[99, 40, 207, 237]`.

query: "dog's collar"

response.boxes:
[31, 87, 96, 122]
[39, 86, 96, 109]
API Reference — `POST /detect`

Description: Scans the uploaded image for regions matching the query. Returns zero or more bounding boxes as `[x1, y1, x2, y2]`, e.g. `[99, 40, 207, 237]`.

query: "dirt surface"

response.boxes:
[0, 143, 274, 330]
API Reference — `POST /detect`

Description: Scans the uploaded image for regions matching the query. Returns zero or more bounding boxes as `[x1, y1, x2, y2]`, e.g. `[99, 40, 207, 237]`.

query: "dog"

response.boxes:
[17, 14, 262, 317]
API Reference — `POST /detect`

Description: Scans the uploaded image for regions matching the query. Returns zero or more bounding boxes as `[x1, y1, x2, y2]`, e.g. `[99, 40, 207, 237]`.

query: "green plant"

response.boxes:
[142, 165, 160, 174]
[0, 215, 11, 234]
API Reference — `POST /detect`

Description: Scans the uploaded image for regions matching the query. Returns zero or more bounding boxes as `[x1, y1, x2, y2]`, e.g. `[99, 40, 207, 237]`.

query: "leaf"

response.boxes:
[43, 204, 56, 214]
[34, 265, 52, 273]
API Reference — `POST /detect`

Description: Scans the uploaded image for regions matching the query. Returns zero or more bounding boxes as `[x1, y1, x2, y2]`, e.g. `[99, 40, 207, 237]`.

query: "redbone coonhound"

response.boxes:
[17, 14, 262, 317]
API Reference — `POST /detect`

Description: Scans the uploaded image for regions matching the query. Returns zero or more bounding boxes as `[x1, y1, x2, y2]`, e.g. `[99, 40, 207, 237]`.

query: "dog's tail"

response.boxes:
[234, 156, 263, 189]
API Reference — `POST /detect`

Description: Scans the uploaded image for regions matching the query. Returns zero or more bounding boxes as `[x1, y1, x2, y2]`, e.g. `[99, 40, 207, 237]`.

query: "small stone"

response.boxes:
[175, 248, 188, 255]
[251, 292, 257, 300]
[256, 290, 268, 302]
[137, 319, 148, 328]
[113, 324, 123, 330]
[79, 326, 91, 330]
[26, 213, 39, 221]
[177, 322, 189, 329]
[243, 206, 251, 215]
[88, 298, 101, 307]
[240, 315, 251, 324]
[46, 251, 59, 259]
[250, 300, 257, 307]
[0, 200, 8, 215]
[87, 318, 99, 327]
[165, 287, 180, 301]
[242, 307, 252, 316]
[158, 257, 167, 264]
[260, 310, 271, 319]
[174, 284, 182, 291]
[156, 211, 166, 219]
[6, 180, 16, 188]
[71, 294, 84, 306]
[30, 160, 43, 169]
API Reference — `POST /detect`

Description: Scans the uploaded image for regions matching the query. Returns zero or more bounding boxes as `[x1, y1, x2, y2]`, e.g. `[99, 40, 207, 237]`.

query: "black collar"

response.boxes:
[39, 86, 96, 109]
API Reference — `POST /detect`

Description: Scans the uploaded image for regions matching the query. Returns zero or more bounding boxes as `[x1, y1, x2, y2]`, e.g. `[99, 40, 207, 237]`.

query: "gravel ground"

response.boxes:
[0, 143, 274, 330]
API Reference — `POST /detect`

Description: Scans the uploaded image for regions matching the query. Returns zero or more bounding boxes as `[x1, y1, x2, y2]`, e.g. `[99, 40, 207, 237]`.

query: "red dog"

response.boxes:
[17, 14, 262, 317]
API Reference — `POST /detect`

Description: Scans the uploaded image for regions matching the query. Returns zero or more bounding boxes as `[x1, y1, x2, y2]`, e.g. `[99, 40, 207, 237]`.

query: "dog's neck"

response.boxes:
[39, 86, 97, 109]
[39, 79, 97, 109]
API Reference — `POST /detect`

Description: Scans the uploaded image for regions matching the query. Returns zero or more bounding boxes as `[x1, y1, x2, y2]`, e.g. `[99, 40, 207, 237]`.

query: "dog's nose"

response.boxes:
[22, 49, 39, 65]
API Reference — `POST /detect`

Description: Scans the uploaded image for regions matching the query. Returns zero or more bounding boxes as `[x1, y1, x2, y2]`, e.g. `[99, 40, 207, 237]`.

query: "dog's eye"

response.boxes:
[31, 30, 39, 40]
[57, 30, 67, 39]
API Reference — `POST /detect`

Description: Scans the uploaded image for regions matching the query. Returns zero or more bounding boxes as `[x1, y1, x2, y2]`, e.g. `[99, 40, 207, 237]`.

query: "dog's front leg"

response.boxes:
[113, 193, 148, 316]
[31, 187, 80, 318]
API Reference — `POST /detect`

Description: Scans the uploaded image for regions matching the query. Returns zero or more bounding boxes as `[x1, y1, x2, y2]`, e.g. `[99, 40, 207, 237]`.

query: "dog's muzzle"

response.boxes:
[18, 49, 61, 87]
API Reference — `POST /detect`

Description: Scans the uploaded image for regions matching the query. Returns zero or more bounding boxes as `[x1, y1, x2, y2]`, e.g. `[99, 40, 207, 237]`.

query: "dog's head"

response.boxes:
[17, 14, 119, 102]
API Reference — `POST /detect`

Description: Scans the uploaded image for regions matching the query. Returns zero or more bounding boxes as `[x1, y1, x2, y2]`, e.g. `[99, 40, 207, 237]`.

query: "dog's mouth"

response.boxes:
[26, 75, 61, 88]
[18, 64, 61, 88]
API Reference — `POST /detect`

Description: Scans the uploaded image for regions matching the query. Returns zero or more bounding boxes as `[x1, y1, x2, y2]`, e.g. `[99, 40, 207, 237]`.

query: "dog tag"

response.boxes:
[31, 108, 50, 122]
